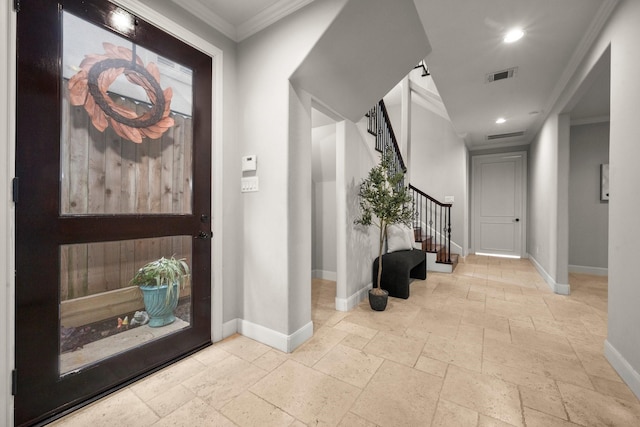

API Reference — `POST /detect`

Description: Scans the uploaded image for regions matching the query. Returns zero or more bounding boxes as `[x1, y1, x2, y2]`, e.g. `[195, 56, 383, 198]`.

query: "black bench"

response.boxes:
[372, 249, 426, 299]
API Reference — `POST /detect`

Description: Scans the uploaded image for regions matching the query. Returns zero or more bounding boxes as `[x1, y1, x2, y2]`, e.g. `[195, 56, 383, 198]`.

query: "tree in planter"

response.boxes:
[355, 151, 414, 298]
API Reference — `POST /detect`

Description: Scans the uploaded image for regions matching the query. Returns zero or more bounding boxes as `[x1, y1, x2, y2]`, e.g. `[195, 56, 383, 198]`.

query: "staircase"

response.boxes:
[366, 100, 458, 273]
[409, 184, 459, 273]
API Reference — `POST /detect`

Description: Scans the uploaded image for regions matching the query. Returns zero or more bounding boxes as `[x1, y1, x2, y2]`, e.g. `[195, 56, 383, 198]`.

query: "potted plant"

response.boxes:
[130, 256, 190, 327]
[355, 151, 414, 311]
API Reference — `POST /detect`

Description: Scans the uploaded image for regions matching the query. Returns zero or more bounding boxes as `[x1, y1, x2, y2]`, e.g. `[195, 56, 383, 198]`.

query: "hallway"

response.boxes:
[50, 256, 640, 426]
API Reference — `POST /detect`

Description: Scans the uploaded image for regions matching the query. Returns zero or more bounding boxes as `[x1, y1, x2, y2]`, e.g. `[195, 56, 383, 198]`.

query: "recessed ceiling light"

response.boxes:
[496, 117, 506, 124]
[504, 28, 525, 43]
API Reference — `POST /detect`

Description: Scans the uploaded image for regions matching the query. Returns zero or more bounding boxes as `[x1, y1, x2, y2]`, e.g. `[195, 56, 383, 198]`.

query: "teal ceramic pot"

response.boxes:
[139, 283, 179, 327]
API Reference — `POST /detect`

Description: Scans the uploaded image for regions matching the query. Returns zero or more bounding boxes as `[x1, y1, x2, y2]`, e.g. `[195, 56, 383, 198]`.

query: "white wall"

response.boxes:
[336, 121, 379, 310]
[311, 124, 337, 279]
[569, 122, 609, 273]
[528, 114, 569, 292]
[236, 0, 346, 348]
[529, 0, 640, 399]
[601, 0, 640, 398]
[398, 102, 468, 253]
[312, 181, 337, 278]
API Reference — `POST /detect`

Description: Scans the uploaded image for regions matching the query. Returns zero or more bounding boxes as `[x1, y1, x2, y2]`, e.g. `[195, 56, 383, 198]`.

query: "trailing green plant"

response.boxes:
[130, 256, 190, 305]
[355, 150, 414, 295]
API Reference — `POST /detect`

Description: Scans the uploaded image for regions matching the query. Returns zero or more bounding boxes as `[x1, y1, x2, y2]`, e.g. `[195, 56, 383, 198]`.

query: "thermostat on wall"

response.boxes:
[242, 155, 257, 172]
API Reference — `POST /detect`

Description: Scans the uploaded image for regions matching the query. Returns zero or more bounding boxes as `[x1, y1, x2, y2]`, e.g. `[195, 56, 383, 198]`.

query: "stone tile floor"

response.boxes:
[50, 255, 640, 426]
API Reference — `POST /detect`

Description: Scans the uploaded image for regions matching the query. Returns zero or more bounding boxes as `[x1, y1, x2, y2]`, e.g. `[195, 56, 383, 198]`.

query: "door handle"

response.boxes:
[514, 218, 520, 222]
[195, 231, 212, 239]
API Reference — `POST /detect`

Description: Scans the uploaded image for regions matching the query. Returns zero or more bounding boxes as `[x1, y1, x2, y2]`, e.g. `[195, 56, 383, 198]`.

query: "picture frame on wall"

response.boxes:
[601, 163, 609, 202]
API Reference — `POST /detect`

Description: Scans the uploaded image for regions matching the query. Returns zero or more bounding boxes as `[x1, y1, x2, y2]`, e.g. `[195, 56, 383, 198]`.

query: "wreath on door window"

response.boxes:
[68, 42, 175, 143]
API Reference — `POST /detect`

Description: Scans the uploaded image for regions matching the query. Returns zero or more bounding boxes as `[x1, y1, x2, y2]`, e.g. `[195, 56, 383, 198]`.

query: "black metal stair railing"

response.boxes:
[409, 184, 453, 264]
[366, 100, 406, 186]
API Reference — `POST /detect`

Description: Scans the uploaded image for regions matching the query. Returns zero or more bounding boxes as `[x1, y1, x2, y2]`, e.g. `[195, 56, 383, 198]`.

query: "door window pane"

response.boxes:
[59, 236, 192, 375]
[61, 11, 193, 216]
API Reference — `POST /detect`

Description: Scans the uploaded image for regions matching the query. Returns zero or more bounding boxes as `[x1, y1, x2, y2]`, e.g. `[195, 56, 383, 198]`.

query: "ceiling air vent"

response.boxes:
[486, 67, 518, 83]
[487, 131, 525, 140]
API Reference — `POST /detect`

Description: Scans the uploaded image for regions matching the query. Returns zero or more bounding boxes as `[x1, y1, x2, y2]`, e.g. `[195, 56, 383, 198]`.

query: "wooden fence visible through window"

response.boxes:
[59, 84, 193, 306]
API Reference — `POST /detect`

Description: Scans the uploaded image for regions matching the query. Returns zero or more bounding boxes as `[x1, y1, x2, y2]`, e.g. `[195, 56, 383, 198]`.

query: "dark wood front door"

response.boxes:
[15, 1, 212, 424]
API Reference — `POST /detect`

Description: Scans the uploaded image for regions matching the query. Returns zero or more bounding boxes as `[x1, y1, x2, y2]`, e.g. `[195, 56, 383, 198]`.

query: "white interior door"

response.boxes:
[472, 152, 526, 257]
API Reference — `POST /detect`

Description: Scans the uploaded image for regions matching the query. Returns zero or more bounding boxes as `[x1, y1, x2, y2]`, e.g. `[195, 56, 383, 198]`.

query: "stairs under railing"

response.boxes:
[366, 99, 456, 267]
[409, 184, 453, 264]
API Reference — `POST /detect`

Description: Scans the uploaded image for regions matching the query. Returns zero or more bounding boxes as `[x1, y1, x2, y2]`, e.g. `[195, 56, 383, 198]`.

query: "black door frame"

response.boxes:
[15, 1, 213, 424]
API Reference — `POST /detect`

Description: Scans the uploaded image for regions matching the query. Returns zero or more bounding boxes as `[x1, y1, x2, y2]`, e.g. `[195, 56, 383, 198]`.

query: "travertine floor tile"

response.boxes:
[313, 343, 383, 388]
[572, 343, 622, 380]
[362, 331, 424, 367]
[252, 349, 288, 372]
[333, 319, 378, 339]
[216, 334, 272, 362]
[351, 360, 442, 427]
[423, 334, 482, 372]
[219, 390, 295, 427]
[406, 307, 461, 339]
[182, 354, 268, 409]
[290, 326, 348, 367]
[590, 375, 639, 403]
[51, 259, 640, 427]
[250, 359, 360, 426]
[522, 407, 579, 427]
[440, 365, 523, 426]
[337, 412, 378, 427]
[510, 326, 575, 357]
[486, 296, 554, 320]
[462, 311, 510, 334]
[483, 338, 594, 389]
[49, 389, 159, 427]
[340, 333, 371, 350]
[191, 345, 231, 366]
[130, 356, 207, 402]
[415, 355, 448, 378]
[520, 384, 567, 420]
[558, 381, 640, 426]
[145, 384, 196, 418]
[431, 398, 479, 426]
[152, 397, 235, 427]
[478, 414, 518, 426]
[482, 360, 558, 394]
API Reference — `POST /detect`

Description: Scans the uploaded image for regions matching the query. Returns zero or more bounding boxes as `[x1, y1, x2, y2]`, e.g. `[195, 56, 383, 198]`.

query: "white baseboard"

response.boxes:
[312, 270, 337, 281]
[238, 319, 313, 353]
[528, 254, 571, 295]
[568, 264, 608, 276]
[222, 318, 239, 340]
[335, 282, 372, 312]
[604, 339, 640, 400]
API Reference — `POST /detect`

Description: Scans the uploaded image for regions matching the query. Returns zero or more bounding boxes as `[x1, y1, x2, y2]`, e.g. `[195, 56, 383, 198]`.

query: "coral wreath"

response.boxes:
[68, 42, 174, 143]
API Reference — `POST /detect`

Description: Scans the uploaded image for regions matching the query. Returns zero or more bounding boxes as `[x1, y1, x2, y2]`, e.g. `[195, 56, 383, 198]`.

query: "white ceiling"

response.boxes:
[173, 0, 615, 148]
[413, 0, 615, 149]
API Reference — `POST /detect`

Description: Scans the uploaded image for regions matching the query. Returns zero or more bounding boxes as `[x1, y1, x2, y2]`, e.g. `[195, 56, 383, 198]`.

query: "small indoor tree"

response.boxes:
[355, 150, 414, 299]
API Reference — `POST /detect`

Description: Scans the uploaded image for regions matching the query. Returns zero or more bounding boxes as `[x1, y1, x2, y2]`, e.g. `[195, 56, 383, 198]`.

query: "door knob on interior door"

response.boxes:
[515, 218, 520, 222]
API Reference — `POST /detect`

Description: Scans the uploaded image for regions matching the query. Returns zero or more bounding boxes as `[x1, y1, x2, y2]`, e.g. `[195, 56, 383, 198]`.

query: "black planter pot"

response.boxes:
[368, 289, 389, 311]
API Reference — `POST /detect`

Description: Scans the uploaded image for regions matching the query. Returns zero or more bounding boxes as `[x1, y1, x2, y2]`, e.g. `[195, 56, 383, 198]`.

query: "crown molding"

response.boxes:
[237, 0, 315, 41]
[170, 0, 237, 41]
[571, 115, 610, 126]
[170, 0, 314, 42]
